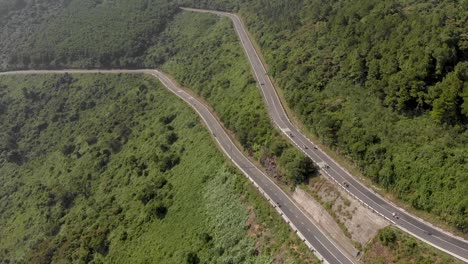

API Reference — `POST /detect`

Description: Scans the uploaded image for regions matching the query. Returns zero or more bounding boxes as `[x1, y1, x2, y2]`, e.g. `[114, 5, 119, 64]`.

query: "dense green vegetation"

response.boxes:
[147, 12, 315, 185]
[1, 0, 466, 233]
[1, 0, 181, 70]
[0, 74, 318, 263]
[0, 0, 66, 69]
[362, 226, 463, 264]
[187, 0, 468, 232]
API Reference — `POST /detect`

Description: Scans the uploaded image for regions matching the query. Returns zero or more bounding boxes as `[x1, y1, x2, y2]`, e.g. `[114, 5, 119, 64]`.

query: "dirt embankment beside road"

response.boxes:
[293, 176, 389, 255]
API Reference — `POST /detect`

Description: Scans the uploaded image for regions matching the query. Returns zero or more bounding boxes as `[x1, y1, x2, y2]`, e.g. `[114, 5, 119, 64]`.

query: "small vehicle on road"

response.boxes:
[318, 162, 329, 169]
[392, 212, 399, 219]
[303, 144, 308, 149]
[342, 181, 349, 188]
[276, 201, 281, 207]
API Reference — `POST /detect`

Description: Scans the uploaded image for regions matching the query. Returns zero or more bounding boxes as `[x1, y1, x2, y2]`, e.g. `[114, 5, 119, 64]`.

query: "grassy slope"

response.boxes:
[0, 74, 317, 263]
[362, 227, 463, 264]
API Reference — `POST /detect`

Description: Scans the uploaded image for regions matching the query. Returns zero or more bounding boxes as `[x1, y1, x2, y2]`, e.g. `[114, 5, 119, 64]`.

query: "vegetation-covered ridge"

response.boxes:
[188, 0, 468, 232]
[0, 74, 318, 263]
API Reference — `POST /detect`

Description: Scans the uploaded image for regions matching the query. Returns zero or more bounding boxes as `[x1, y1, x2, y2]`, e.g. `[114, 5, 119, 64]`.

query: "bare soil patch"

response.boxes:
[306, 176, 389, 247]
[292, 188, 359, 260]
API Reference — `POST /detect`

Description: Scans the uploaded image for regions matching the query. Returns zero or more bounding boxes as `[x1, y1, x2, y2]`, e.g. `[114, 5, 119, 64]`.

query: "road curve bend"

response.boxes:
[181, 7, 468, 263]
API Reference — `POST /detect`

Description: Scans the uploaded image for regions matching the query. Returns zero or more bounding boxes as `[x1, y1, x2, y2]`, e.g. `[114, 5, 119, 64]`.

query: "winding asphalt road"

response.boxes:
[1, 8, 467, 263]
[0, 69, 353, 263]
[181, 7, 468, 263]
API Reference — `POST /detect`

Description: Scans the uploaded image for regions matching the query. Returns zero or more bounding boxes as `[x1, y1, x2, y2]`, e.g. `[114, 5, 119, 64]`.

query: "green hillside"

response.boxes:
[0, 0, 466, 238]
[0, 74, 317, 263]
